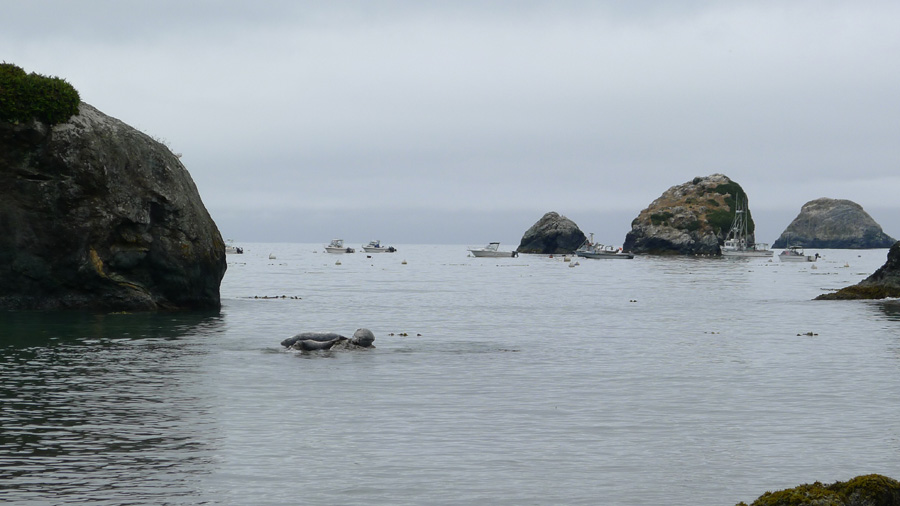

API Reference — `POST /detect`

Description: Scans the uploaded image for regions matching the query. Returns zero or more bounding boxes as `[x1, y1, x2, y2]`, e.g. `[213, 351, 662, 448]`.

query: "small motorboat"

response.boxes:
[575, 234, 634, 259]
[225, 240, 243, 254]
[362, 240, 396, 253]
[468, 242, 518, 258]
[325, 239, 355, 253]
[779, 246, 818, 262]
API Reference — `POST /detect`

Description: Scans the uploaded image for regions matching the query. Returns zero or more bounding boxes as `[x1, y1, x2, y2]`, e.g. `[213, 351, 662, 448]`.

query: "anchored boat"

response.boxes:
[575, 234, 634, 259]
[721, 196, 772, 257]
[468, 242, 518, 258]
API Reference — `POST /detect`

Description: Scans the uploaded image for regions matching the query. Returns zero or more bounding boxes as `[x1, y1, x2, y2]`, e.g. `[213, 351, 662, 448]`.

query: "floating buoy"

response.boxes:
[269, 253, 276, 259]
[401, 259, 407, 265]
[335, 260, 341, 265]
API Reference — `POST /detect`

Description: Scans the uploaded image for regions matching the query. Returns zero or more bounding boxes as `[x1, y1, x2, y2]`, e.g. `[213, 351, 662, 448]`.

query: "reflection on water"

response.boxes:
[874, 300, 900, 322]
[0, 310, 224, 505]
[0, 309, 225, 344]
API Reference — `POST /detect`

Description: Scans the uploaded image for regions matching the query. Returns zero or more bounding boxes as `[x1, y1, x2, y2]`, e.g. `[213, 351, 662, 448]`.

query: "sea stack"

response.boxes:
[0, 100, 226, 310]
[623, 173, 755, 255]
[773, 198, 895, 249]
[816, 241, 900, 300]
[517, 212, 586, 254]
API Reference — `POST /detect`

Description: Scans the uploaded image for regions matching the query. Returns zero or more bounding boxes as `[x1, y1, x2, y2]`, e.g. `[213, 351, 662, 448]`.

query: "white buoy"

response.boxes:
[335, 260, 341, 265]
[269, 253, 276, 260]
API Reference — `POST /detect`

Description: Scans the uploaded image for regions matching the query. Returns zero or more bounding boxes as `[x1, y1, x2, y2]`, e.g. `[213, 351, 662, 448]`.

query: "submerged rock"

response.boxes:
[773, 198, 895, 249]
[623, 174, 756, 255]
[735, 474, 900, 506]
[0, 103, 226, 310]
[517, 212, 586, 254]
[816, 241, 900, 300]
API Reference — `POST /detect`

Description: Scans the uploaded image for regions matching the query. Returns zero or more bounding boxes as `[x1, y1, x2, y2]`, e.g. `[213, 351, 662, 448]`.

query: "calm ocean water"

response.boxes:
[2, 243, 899, 505]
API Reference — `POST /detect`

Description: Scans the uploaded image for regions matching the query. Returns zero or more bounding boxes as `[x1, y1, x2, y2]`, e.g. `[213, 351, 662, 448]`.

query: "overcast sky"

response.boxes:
[3, 1, 898, 245]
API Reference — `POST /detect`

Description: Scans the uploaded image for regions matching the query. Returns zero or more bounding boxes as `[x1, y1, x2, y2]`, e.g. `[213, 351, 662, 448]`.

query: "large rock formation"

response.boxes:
[517, 212, 586, 254]
[816, 241, 900, 300]
[0, 103, 226, 310]
[623, 174, 755, 255]
[772, 198, 895, 249]
[735, 474, 900, 506]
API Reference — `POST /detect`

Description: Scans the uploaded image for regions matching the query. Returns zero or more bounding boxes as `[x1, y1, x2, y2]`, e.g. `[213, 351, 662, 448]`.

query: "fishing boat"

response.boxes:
[779, 246, 818, 262]
[325, 239, 355, 253]
[721, 196, 772, 257]
[362, 240, 396, 253]
[468, 242, 518, 258]
[575, 234, 634, 259]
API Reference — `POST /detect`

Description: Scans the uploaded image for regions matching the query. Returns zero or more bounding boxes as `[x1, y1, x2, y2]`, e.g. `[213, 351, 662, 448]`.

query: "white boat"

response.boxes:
[468, 242, 518, 258]
[575, 234, 634, 259]
[362, 240, 396, 253]
[325, 239, 355, 254]
[721, 196, 773, 257]
[779, 246, 818, 262]
[225, 240, 243, 254]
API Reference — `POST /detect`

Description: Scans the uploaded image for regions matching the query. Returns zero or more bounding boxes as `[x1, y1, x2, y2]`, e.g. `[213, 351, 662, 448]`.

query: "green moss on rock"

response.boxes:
[816, 284, 900, 300]
[736, 474, 900, 506]
[816, 242, 900, 300]
[0, 63, 81, 125]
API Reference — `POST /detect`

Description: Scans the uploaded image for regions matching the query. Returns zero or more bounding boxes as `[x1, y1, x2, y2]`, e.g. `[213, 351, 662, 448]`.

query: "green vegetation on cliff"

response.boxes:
[0, 63, 80, 125]
[711, 182, 756, 236]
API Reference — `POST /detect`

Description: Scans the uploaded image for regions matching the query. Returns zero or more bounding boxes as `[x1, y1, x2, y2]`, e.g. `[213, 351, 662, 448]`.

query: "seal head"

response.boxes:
[350, 328, 375, 347]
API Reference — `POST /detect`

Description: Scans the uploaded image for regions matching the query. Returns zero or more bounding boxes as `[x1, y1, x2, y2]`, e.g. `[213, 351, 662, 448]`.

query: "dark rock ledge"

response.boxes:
[817, 241, 900, 300]
[735, 474, 900, 506]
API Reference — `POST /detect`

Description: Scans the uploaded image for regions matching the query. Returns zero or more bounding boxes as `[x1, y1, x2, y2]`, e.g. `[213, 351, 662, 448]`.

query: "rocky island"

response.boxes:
[517, 212, 586, 254]
[772, 198, 895, 249]
[0, 64, 226, 310]
[623, 173, 757, 255]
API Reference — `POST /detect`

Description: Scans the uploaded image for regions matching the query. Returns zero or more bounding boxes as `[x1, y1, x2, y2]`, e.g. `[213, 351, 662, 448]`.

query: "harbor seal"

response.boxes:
[281, 332, 345, 348]
[292, 337, 346, 351]
[281, 328, 375, 351]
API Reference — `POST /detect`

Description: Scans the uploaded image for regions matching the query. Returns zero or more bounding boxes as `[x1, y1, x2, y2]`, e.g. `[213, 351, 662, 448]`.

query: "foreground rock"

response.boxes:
[736, 474, 900, 506]
[623, 174, 755, 255]
[816, 241, 900, 300]
[517, 212, 586, 254]
[773, 198, 895, 249]
[0, 103, 226, 310]
[281, 328, 376, 351]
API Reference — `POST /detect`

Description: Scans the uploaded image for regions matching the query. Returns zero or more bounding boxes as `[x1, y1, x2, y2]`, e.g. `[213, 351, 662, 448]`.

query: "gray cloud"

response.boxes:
[3, 1, 899, 243]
